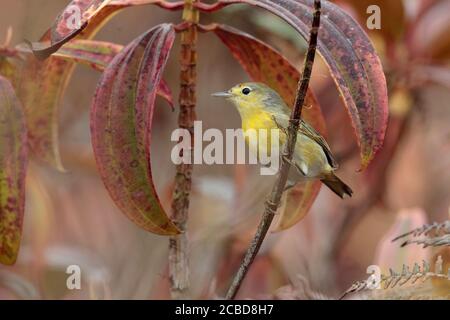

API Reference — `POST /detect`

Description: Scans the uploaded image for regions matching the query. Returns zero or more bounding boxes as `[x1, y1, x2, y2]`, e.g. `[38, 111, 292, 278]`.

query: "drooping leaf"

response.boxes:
[19, 1, 178, 171]
[29, 0, 114, 59]
[54, 40, 174, 107]
[0, 76, 27, 265]
[17, 57, 74, 171]
[29, 0, 185, 60]
[205, 0, 389, 170]
[0, 56, 18, 88]
[54, 40, 123, 71]
[275, 182, 321, 231]
[17, 17, 109, 171]
[212, 24, 324, 231]
[90, 24, 180, 235]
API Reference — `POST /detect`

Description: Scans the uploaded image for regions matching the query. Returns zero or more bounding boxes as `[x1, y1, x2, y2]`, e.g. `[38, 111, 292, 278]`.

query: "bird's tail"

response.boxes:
[321, 173, 353, 199]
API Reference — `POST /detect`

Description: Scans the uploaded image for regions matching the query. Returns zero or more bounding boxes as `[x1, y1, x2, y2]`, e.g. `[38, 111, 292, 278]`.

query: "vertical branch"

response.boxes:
[169, 0, 199, 299]
[226, 0, 322, 300]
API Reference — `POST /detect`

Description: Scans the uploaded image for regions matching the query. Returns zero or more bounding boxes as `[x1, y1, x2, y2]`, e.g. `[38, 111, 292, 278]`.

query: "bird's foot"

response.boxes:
[265, 199, 280, 215]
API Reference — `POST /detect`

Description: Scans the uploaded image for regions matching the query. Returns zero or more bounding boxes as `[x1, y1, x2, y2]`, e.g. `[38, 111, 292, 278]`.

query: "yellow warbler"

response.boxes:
[212, 82, 352, 198]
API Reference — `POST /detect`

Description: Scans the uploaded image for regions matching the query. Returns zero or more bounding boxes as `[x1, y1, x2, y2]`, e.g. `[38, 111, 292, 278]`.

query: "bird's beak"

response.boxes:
[211, 91, 232, 98]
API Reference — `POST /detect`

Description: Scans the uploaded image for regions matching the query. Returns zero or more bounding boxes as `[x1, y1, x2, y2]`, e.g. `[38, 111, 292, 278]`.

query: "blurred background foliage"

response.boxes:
[0, 0, 449, 299]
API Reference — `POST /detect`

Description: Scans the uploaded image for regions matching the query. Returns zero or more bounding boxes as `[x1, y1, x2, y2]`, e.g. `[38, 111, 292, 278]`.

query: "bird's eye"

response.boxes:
[242, 87, 251, 95]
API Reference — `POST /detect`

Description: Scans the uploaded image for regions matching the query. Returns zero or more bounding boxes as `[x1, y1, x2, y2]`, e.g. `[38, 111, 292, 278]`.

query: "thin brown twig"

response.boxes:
[225, 0, 322, 300]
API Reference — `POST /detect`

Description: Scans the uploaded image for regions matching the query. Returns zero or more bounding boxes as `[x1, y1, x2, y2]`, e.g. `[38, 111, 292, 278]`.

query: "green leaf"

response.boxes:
[0, 76, 27, 265]
[90, 24, 180, 235]
[213, 24, 324, 231]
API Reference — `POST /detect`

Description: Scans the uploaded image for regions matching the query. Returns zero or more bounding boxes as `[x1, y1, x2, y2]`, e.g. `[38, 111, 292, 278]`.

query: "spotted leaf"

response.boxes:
[0, 76, 27, 265]
[90, 24, 180, 235]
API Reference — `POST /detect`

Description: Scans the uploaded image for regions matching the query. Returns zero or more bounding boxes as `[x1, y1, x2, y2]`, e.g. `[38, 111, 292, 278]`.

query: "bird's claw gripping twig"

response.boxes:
[265, 199, 280, 215]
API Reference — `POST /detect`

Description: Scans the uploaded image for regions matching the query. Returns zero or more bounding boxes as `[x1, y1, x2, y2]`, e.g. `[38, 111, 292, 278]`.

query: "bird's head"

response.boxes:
[212, 82, 285, 114]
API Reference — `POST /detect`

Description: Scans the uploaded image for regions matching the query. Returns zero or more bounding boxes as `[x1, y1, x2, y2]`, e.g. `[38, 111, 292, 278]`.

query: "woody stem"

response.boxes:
[168, 0, 199, 300]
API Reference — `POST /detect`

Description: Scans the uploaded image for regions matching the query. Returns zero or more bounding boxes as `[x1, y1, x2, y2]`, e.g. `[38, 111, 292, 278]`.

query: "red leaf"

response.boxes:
[203, 0, 389, 170]
[336, 0, 405, 42]
[17, 57, 73, 171]
[212, 24, 323, 231]
[17, 1, 173, 170]
[90, 24, 180, 235]
[0, 76, 27, 265]
[30, 0, 114, 59]
[55, 40, 174, 108]
[29, 0, 184, 60]
[55, 40, 124, 71]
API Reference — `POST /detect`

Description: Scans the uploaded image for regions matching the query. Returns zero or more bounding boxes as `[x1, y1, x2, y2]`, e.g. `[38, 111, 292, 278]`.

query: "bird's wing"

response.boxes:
[299, 120, 339, 169]
[271, 114, 338, 169]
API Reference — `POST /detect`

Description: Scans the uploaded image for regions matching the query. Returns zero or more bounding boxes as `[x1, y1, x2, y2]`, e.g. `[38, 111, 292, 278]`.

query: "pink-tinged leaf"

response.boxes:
[0, 76, 27, 265]
[55, 40, 174, 108]
[336, 0, 405, 41]
[17, 57, 73, 171]
[275, 182, 321, 231]
[212, 24, 323, 231]
[30, 0, 184, 60]
[90, 24, 180, 235]
[17, 0, 177, 171]
[155, 78, 174, 110]
[412, 65, 450, 90]
[30, 0, 114, 59]
[55, 40, 124, 71]
[410, 0, 450, 61]
[202, 0, 389, 170]
[0, 56, 17, 88]
[76, 0, 183, 40]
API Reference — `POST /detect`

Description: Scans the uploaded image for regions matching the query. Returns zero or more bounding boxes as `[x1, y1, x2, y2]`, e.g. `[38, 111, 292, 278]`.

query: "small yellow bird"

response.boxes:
[212, 82, 352, 198]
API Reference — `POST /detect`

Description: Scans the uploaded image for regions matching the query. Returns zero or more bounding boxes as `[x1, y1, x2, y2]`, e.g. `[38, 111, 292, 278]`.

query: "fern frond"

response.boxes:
[392, 220, 450, 248]
[340, 260, 449, 299]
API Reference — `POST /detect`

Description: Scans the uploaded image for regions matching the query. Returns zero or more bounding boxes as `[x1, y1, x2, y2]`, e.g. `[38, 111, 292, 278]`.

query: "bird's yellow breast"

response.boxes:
[237, 100, 277, 132]
[236, 100, 283, 158]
